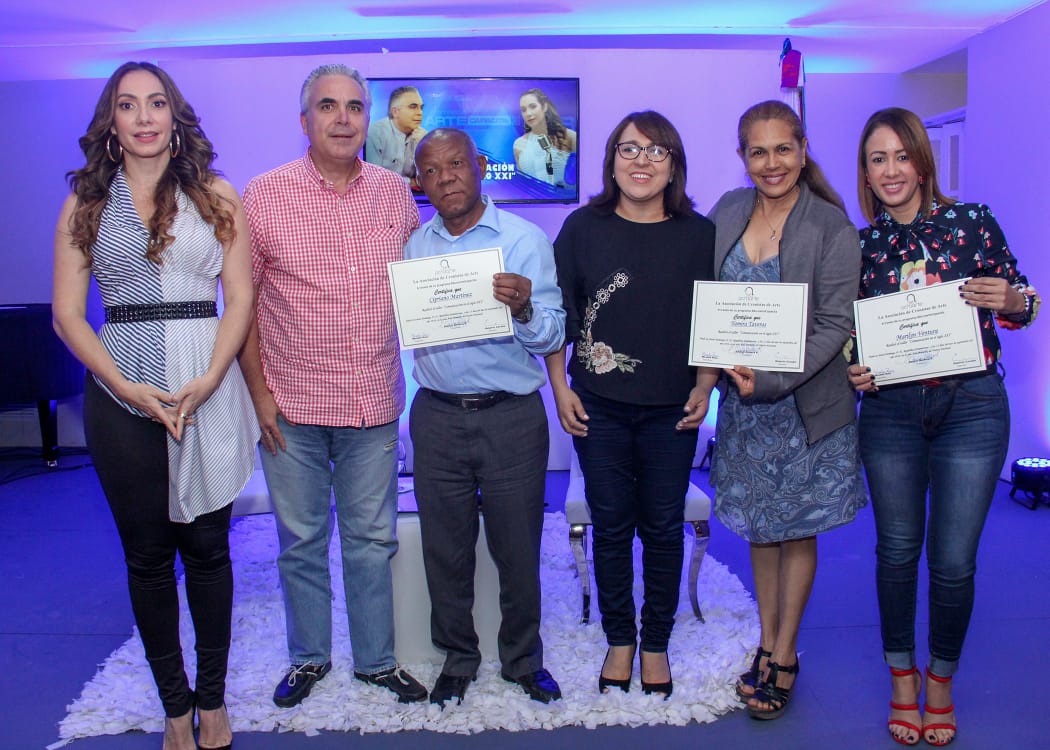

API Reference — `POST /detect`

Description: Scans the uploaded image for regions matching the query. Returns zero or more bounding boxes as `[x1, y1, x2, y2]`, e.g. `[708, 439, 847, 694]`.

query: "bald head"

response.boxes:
[415, 128, 488, 235]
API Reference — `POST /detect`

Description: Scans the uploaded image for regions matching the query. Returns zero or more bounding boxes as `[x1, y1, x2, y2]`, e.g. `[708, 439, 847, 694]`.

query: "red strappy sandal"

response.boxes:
[923, 667, 957, 746]
[887, 666, 922, 746]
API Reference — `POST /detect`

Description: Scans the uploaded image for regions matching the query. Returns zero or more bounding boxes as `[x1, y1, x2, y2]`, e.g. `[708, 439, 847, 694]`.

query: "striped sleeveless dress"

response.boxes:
[92, 170, 260, 522]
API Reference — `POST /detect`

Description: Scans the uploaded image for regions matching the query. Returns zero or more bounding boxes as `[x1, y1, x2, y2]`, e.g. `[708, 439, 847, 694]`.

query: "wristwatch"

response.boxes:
[513, 299, 533, 324]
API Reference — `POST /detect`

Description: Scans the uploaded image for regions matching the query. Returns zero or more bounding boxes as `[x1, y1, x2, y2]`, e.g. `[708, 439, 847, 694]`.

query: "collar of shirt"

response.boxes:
[303, 148, 364, 192]
[872, 200, 952, 260]
[424, 194, 499, 242]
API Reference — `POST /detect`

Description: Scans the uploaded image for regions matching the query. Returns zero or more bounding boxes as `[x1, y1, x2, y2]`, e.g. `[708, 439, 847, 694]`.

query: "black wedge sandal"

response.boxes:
[736, 648, 772, 701]
[747, 659, 799, 720]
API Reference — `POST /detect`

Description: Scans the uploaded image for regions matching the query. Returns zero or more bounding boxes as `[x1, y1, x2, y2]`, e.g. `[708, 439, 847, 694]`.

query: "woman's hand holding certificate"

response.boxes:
[853, 279, 985, 386]
[688, 281, 808, 372]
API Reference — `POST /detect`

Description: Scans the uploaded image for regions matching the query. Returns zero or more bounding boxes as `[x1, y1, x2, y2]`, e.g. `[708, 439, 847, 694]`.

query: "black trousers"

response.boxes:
[83, 376, 233, 717]
[409, 389, 548, 677]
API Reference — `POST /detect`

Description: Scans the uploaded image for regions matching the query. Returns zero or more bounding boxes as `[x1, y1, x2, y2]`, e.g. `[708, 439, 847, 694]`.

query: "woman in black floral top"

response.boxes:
[848, 107, 1039, 747]
[546, 111, 715, 698]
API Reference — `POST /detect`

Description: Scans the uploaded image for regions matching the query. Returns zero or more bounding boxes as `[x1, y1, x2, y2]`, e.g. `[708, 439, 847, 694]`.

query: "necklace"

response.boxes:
[756, 187, 799, 241]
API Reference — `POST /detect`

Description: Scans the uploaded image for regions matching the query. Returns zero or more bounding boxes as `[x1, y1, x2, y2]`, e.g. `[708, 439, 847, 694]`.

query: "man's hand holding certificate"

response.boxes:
[853, 280, 985, 386]
[388, 247, 513, 349]
[688, 281, 808, 372]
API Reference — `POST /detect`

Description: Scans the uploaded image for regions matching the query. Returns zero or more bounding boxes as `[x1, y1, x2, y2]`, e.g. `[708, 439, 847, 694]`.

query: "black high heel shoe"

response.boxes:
[736, 648, 772, 701]
[598, 645, 635, 694]
[640, 651, 673, 699]
[747, 659, 799, 720]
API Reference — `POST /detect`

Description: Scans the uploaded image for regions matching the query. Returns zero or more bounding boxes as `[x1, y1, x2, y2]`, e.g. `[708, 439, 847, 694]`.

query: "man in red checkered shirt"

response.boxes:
[239, 63, 427, 708]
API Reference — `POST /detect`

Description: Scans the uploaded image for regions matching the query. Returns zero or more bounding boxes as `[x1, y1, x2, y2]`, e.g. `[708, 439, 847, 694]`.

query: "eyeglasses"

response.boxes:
[615, 142, 671, 162]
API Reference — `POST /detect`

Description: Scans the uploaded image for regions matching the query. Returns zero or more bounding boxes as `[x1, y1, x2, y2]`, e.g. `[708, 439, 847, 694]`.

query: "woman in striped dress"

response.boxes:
[52, 62, 258, 750]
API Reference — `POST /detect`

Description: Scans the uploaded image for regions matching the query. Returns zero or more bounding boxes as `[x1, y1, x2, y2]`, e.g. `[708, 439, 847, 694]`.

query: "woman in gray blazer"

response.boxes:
[696, 100, 867, 720]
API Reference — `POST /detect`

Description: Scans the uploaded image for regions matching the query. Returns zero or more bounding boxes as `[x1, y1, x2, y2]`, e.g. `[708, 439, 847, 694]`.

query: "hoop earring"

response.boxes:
[105, 134, 123, 164]
[169, 131, 181, 159]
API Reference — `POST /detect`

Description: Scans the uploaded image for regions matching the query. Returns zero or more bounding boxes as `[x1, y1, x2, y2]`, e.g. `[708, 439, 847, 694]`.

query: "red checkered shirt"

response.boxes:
[243, 152, 420, 427]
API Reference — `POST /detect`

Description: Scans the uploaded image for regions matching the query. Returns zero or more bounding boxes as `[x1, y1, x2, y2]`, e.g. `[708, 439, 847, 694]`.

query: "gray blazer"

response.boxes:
[708, 183, 861, 444]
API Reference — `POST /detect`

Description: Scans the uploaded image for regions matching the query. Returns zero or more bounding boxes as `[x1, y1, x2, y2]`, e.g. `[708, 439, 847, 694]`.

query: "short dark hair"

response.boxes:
[589, 110, 695, 218]
[415, 127, 480, 164]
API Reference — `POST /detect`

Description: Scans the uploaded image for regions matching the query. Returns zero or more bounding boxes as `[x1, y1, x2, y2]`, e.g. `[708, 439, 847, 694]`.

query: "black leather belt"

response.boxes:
[424, 388, 513, 411]
[105, 301, 217, 323]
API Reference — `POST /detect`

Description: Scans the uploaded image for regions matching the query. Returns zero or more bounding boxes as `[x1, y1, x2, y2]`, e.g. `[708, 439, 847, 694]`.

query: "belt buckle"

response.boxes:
[460, 396, 484, 410]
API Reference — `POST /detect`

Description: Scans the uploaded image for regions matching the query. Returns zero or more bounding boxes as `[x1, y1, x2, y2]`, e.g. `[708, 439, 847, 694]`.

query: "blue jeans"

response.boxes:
[859, 371, 1008, 677]
[572, 387, 699, 652]
[260, 416, 400, 675]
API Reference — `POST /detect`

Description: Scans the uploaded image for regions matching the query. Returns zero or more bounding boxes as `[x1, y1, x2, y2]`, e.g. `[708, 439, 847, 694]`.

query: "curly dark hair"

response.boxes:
[589, 110, 695, 219]
[66, 61, 235, 264]
[520, 88, 573, 153]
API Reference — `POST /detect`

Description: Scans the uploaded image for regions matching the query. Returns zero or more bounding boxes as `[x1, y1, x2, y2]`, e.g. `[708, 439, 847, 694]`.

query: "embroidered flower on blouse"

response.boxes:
[576, 270, 641, 375]
[590, 343, 619, 374]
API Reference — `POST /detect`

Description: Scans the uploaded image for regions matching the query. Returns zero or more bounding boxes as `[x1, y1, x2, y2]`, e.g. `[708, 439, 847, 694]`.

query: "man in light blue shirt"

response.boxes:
[405, 128, 565, 708]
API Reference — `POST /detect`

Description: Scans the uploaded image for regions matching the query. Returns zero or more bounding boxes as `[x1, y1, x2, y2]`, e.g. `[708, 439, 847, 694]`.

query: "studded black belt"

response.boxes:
[104, 301, 217, 324]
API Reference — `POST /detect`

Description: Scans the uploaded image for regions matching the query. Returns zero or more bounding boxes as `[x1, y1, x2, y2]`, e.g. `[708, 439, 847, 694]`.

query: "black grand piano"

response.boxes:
[0, 303, 84, 465]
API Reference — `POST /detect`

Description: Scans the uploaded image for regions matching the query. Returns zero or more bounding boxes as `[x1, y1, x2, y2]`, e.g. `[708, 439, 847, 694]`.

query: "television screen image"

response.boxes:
[365, 77, 579, 205]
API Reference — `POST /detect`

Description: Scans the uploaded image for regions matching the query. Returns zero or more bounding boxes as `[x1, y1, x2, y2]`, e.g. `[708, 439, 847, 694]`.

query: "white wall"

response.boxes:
[3, 34, 1046, 469]
[805, 72, 967, 225]
[1, 47, 781, 462]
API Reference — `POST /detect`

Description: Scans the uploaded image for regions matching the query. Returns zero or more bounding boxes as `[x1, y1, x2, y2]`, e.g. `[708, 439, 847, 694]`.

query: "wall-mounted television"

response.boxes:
[365, 77, 579, 205]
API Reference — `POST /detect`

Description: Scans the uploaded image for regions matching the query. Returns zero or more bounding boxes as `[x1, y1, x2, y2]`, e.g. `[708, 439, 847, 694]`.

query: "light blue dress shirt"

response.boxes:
[405, 196, 566, 395]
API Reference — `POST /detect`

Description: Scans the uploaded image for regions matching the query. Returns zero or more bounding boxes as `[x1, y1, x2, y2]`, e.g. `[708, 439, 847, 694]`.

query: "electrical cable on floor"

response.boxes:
[0, 447, 93, 486]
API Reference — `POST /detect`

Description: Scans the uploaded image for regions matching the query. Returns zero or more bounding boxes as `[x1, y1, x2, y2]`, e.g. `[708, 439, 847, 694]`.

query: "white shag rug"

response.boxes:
[56, 512, 757, 745]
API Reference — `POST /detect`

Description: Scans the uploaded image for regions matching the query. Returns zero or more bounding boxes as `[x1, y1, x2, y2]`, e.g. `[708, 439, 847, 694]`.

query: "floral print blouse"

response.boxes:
[858, 201, 1040, 366]
[553, 206, 715, 406]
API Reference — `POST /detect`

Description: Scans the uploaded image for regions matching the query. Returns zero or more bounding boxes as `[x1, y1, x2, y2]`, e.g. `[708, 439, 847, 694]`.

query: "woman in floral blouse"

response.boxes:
[545, 111, 715, 697]
[848, 107, 1039, 747]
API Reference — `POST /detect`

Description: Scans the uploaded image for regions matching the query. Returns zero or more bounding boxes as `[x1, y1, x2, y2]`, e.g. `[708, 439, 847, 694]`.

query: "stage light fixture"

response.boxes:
[699, 436, 716, 471]
[1009, 457, 1050, 510]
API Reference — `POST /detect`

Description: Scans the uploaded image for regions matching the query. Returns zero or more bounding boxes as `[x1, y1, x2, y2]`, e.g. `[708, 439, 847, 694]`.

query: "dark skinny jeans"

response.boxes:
[84, 375, 233, 717]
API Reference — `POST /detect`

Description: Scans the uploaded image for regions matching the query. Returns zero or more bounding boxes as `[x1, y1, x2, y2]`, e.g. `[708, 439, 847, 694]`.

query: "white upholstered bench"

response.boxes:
[232, 465, 503, 665]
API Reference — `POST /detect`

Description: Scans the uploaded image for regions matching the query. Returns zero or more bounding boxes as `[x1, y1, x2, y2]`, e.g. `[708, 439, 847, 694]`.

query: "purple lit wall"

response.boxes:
[966, 1, 1050, 467]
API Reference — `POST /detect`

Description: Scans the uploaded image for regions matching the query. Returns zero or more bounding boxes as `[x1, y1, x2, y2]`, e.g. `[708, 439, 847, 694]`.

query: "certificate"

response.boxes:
[688, 281, 808, 372]
[854, 280, 985, 386]
[388, 247, 513, 349]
